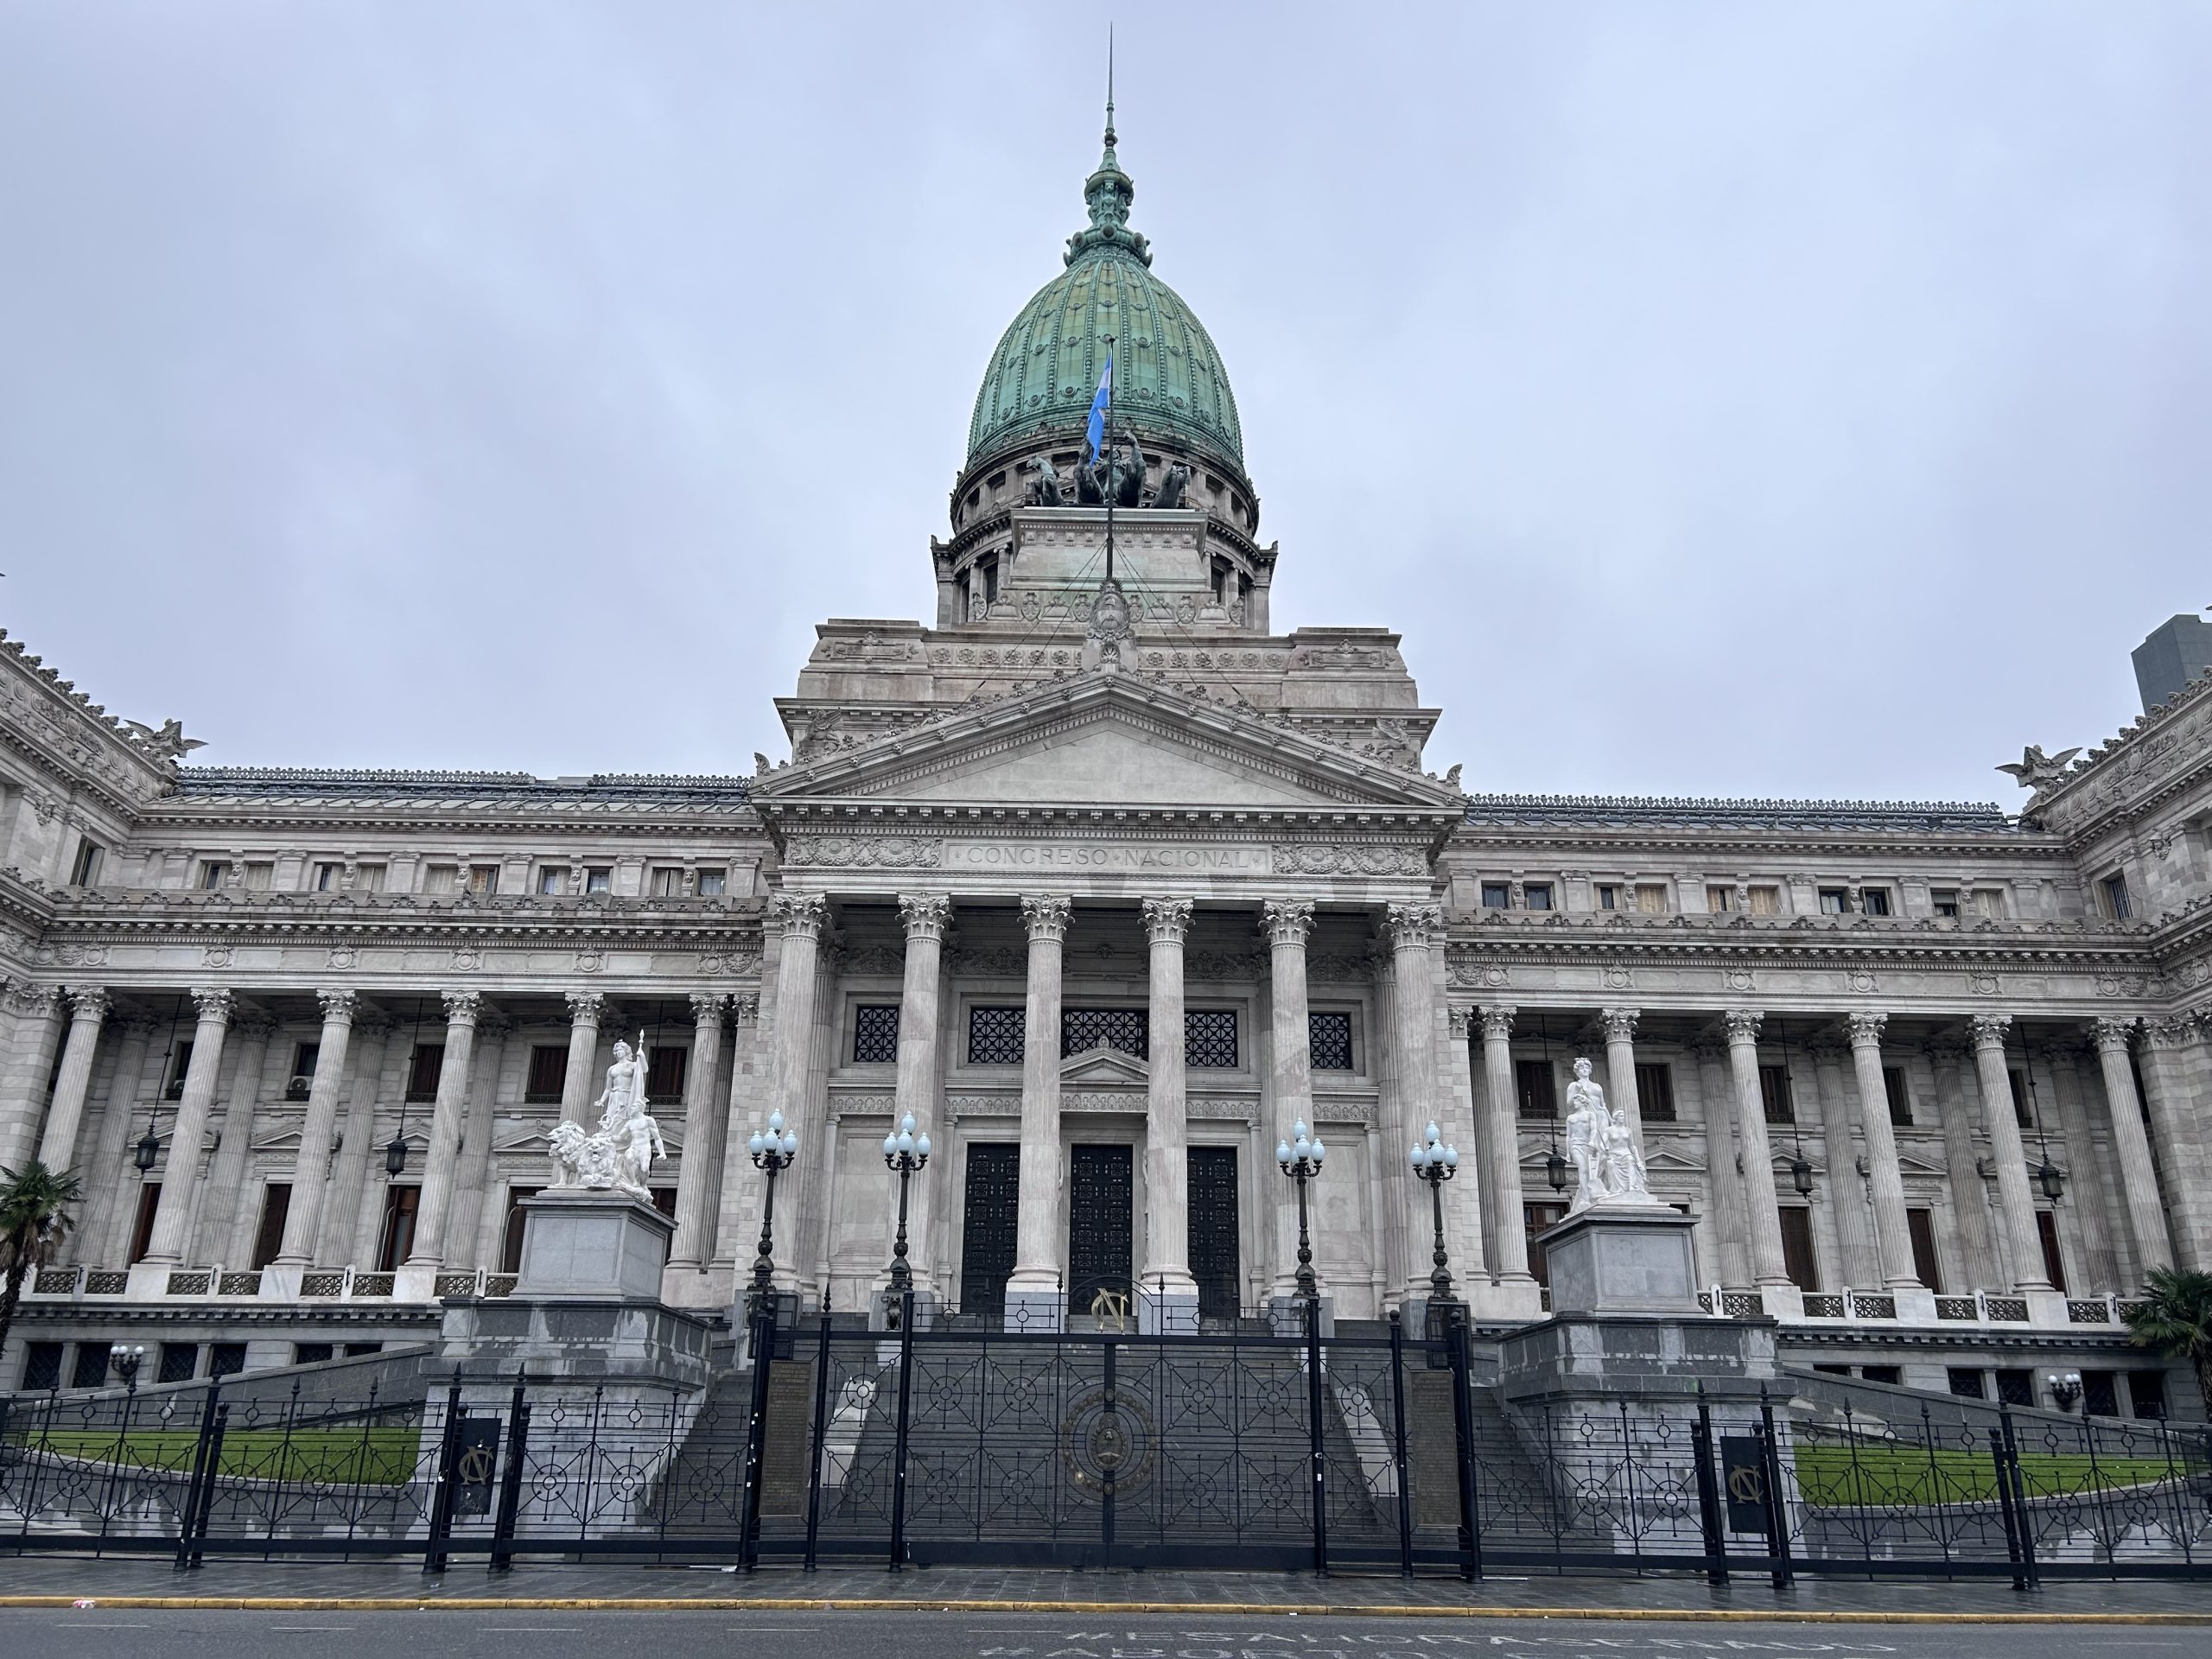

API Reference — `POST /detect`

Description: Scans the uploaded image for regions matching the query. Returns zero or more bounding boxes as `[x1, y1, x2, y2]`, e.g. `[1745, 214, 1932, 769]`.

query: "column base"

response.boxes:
[2023, 1287, 2072, 1327]
[1266, 1294, 1334, 1338]
[1136, 1283, 1200, 1335]
[257, 1263, 305, 1301]
[1888, 1285, 1939, 1324]
[391, 1262, 443, 1303]
[124, 1261, 176, 1300]
[1756, 1282, 1804, 1320]
[1469, 1274, 1546, 1323]
[1002, 1286, 1065, 1334]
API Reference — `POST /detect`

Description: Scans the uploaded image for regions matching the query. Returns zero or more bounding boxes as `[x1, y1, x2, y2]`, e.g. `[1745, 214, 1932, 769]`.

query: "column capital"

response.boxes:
[191, 987, 237, 1027]
[1478, 1004, 1516, 1040]
[2091, 1016, 2139, 1055]
[1262, 899, 1314, 946]
[441, 989, 484, 1028]
[1141, 896, 1193, 944]
[4, 981, 59, 1018]
[769, 891, 828, 938]
[1448, 1005, 1475, 1039]
[898, 892, 953, 941]
[1021, 894, 1072, 942]
[1383, 901, 1443, 949]
[1846, 1010, 1889, 1048]
[689, 990, 728, 1026]
[315, 988, 359, 1026]
[115, 1007, 163, 1040]
[1599, 1007, 1640, 1043]
[565, 989, 607, 1026]
[1722, 1008, 1763, 1046]
[1967, 1013, 2012, 1052]
[66, 986, 111, 1027]
[353, 1005, 398, 1039]
[232, 1009, 279, 1044]
[730, 991, 760, 1027]
[2146, 1014, 2198, 1051]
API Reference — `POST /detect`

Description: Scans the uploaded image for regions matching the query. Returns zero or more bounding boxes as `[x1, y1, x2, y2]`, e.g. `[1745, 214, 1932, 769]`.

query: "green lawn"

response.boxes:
[5, 1426, 420, 1486]
[1794, 1443, 2195, 1506]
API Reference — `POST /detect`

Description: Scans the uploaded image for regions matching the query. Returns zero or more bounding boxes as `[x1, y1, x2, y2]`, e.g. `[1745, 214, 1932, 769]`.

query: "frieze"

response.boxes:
[944, 840, 1268, 874]
[700, 949, 763, 977]
[1269, 843, 1427, 877]
[783, 836, 943, 869]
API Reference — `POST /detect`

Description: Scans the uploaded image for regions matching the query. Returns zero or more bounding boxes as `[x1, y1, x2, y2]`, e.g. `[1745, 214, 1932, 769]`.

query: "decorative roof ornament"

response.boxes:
[1996, 744, 2082, 792]
[1067, 31, 1150, 268]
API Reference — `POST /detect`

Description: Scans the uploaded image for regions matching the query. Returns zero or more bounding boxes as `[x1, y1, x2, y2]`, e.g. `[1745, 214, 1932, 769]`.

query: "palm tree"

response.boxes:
[0, 1161, 85, 1363]
[2124, 1266, 2212, 1419]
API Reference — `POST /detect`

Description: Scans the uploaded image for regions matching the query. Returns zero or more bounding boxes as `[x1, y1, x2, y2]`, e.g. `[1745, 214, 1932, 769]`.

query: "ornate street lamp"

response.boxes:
[1275, 1118, 1326, 1312]
[1408, 1121, 1459, 1304]
[2024, 1053, 2066, 1202]
[107, 1343, 145, 1393]
[133, 1108, 161, 1173]
[385, 1131, 410, 1177]
[881, 1110, 931, 1298]
[746, 1109, 799, 1318]
[2046, 1370, 2083, 1413]
[1544, 1147, 1569, 1195]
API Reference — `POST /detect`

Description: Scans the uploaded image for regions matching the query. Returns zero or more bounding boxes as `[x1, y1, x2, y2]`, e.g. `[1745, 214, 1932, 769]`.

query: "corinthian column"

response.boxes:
[888, 893, 950, 1297]
[1723, 1011, 1792, 1288]
[1477, 1006, 1534, 1284]
[1141, 898, 1198, 1329]
[1846, 1013, 1919, 1289]
[766, 893, 828, 1292]
[1263, 900, 1317, 1296]
[273, 990, 358, 1267]
[138, 988, 235, 1268]
[559, 992, 606, 1128]
[666, 992, 729, 1272]
[404, 990, 483, 1269]
[1967, 1014, 2052, 1291]
[2136, 1016, 2209, 1269]
[1006, 895, 1071, 1326]
[2092, 1017, 2172, 1282]
[35, 988, 111, 1169]
[1599, 1007, 1644, 1154]
[1384, 903, 1444, 1301]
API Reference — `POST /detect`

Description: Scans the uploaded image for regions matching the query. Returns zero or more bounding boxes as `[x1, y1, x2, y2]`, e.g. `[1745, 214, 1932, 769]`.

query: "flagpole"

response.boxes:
[1102, 334, 1116, 587]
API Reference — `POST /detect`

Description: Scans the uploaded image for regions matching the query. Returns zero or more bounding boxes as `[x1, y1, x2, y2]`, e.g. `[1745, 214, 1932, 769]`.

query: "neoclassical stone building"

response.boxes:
[6, 114, 2210, 1417]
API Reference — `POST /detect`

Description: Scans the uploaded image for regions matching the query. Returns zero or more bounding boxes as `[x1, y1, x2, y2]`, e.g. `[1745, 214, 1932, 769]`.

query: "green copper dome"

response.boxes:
[965, 117, 1245, 477]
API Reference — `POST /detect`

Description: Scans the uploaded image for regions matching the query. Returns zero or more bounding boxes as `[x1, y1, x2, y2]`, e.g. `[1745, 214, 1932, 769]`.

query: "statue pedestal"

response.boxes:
[1539, 1205, 1702, 1317]
[512, 1189, 672, 1300]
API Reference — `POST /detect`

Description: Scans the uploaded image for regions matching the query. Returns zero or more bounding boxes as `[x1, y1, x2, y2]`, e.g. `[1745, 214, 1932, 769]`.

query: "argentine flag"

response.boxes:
[1084, 353, 1113, 461]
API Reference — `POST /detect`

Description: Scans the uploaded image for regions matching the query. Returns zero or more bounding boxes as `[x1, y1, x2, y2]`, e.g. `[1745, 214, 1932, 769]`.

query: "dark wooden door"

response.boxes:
[959, 1142, 1020, 1319]
[1187, 1146, 1239, 1322]
[2037, 1209, 2069, 1293]
[1907, 1206, 1943, 1293]
[1067, 1144, 1133, 1315]
[1779, 1205, 1820, 1291]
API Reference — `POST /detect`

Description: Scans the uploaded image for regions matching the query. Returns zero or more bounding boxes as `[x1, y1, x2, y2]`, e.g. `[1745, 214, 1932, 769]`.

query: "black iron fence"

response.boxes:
[4, 1302, 2209, 1583]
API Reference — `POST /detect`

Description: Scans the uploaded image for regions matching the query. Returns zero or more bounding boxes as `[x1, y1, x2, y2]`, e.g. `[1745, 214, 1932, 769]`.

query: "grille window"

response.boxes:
[1309, 1011, 1354, 1071]
[852, 1005, 900, 1064]
[967, 1006, 1026, 1065]
[1063, 1007, 1148, 1059]
[1634, 1062, 1676, 1122]
[1758, 1064, 1795, 1123]
[1185, 1009, 1238, 1069]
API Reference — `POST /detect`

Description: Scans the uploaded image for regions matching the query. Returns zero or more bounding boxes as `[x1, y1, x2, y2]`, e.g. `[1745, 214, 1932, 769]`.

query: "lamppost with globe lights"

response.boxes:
[1275, 1119, 1326, 1311]
[1409, 1121, 1459, 1304]
[881, 1111, 931, 1299]
[108, 1343, 145, 1393]
[745, 1109, 798, 1317]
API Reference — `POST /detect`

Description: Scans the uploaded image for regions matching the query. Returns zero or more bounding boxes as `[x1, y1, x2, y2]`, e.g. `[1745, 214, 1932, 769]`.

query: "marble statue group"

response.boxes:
[547, 1035, 667, 1201]
[1563, 1056, 1656, 1213]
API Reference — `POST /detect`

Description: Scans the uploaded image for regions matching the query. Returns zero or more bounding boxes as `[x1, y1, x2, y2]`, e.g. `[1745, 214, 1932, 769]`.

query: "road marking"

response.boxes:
[270, 1627, 355, 1633]
[481, 1629, 585, 1634]
[54, 1623, 152, 1629]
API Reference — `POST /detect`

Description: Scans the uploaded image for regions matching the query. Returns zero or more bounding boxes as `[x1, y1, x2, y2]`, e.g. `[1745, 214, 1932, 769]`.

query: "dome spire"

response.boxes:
[1102, 25, 1117, 166]
[1070, 29, 1149, 267]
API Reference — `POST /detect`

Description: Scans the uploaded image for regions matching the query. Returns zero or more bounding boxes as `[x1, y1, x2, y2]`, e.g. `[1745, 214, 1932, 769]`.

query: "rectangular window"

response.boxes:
[1947, 1368, 1986, 1400]
[1883, 1065, 1912, 1126]
[314, 861, 340, 892]
[1596, 884, 1619, 911]
[1062, 1007, 1147, 1058]
[73, 1343, 114, 1389]
[2101, 873, 2133, 920]
[1993, 1368, 2034, 1408]
[405, 1044, 444, 1103]
[165, 1042, 194, 1100]
[421, 863, 458, 895]
[467, 864, 499, 896]
[1184, 1008, 1238, 1068]
[966, 1006, 1025, 1065]
[2037, 1209, 2069, 1293]
[199, 860, 231, 889]
[852, 1005, 900, 1064]
[1907, 1206, 1942, 1292]
[2129, 1371, 2169, 1419]
[69, 837, 104, 886]
[1973, 887, 2005, 919]
[352, 861, 381, 893]
[650, 867, 683, 896]
[1516, 1058, 1557, 1121]
[1779, 1206, 1820, 1291]
[243, 861, 273, 890]
[250, 1184, 291, 1269]
[1860, 887, 1892, 917]
[1523, 1201, 1568, 1286]
[1758, 1064, 1795, 1124]
[584, 867, 613, 894]
[209, 1343, 247, 1380]
[501, 1185, 542, 1274]
[1633, 883, 1668, 914]
[1635, 1062, 1676, 1122]
[21, 1340, 64, 1391]
[287, 1043, 319, 1099]
[2008, 1067, 2032, 1129]
[696, 869, 728, 897]
[537, 867, 567, 895]
[293, 1343, 334, 1366]
[159, 1344, 200, 1384]
[1309, 1010, 1355, 1071]
[1479, 881, 1510, 909]
[1818, 887, 1849, 914]
[645, 1045, 688, 1103]
[1523, 882, 1554, 912]
[1707, 885, 1736, 912]
[524, 1044, 569, 1103]
[1861, 1364, 1902, 1385]
[377, 1185, 420, 1271]
[1930, 887, 1961, 918]
[2081, 1370, 2119, 1416]
[129, 1183, 161, 1264]
[1747, 885, 1781, 916]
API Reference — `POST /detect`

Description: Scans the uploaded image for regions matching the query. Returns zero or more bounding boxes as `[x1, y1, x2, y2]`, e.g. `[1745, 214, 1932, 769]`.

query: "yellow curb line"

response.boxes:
[0, 1596, 2207, 1623]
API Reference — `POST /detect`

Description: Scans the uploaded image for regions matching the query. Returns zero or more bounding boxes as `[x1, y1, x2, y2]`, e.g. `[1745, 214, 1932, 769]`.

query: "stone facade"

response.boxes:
[4, 118, 2209, 1421]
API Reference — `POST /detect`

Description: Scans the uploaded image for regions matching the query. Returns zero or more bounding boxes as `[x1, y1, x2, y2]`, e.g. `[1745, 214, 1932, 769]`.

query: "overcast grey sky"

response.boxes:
[2, 3, 2204, 803]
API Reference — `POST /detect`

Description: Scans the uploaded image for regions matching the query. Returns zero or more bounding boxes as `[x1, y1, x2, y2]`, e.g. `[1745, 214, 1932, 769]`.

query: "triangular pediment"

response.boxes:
[1060, 1046, 1149, 1085]
[753, 672, 1464, 811]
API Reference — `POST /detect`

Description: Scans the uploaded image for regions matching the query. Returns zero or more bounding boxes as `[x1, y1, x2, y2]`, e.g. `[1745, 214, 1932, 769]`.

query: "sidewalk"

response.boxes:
[0, 1553, 2207, 1619]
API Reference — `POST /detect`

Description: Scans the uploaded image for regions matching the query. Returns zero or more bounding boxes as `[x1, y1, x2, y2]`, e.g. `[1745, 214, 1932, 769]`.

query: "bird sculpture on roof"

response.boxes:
[120, 719, 205, 762]
[1996, 744, 2082, 791]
